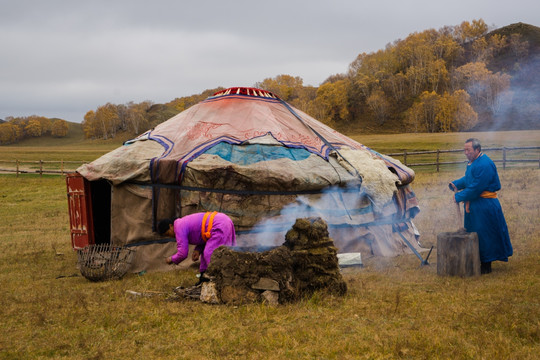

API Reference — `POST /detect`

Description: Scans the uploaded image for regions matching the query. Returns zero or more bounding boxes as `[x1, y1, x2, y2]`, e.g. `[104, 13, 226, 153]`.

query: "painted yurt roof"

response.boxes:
[78, 87, 414, 201]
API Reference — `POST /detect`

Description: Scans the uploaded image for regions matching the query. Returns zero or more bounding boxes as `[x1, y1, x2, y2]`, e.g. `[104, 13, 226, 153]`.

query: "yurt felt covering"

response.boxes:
[76, 88, 421, 273]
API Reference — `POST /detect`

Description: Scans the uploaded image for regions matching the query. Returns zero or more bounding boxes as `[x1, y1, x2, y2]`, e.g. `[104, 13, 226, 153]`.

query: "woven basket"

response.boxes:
[77, 244, 135, 281]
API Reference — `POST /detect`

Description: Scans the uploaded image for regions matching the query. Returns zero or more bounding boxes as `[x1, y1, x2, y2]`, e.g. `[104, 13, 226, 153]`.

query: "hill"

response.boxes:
[5, 121, 87, 147]
[472, 23, 540, 131]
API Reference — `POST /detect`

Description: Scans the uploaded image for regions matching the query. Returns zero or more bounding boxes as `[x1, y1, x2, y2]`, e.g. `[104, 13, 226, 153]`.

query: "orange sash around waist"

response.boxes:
[480, 191, 497, 199]
[465, 191, 497, 213]
[201, 211, 218, 242]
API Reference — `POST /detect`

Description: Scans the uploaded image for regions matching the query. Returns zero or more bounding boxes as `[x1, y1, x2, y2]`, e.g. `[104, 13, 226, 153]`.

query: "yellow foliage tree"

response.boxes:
[456, 19, 488, 44]
[366, 89, 390, 125]
[51, 119, 69, 137]
[436, 91, 477, 132]
[82, 110, 99, 139]
[24, 119, 42, 137]
[449, 90, 478, 130]
[452, 62, 511, 112]
[126, 101, 151, 135]
[406, 90, 477, 132]
[315, 80, 350, 123]
[255, 74, 304, 101]
[37, 116, 52, 135]
[95, 103, 120, 140]
[0, 123, 20, 144]
[405, 91, 439, 132]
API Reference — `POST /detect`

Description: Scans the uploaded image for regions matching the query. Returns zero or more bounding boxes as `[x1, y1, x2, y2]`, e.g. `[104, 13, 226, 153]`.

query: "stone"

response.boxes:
[220, 285, 260, 305]
[252, 277, 280, 291]
[261, 290, 279, 305]
[200, 282, 220, 304]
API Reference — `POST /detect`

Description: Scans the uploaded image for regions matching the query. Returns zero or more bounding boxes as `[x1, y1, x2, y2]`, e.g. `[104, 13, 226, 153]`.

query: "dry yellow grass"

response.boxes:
[0, 134, 539, 359]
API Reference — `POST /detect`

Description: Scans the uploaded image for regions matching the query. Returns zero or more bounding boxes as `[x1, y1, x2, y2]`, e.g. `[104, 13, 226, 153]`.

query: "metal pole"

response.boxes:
[40, 160, 43, 177]
[436, 149, 440, 172]
[16, 160, 19, 177]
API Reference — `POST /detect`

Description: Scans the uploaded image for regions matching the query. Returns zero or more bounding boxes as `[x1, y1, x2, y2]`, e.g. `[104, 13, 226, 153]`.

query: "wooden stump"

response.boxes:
[437, 230, 480, 277]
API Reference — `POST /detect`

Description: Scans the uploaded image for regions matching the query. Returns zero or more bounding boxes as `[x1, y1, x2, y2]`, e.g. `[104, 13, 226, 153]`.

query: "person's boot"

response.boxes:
[481, 262, 492, 274]
[194, 271, 210, 286]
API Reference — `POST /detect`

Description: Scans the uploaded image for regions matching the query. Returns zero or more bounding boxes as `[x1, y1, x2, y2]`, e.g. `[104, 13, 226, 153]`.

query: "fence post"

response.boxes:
[61, 159, 64, 176]
[503, 147, 506, 170]
[436, 149, 440, 172]
[16, 160, 19, 177]
[39, 160, 43, 177]
[403, 150, 407, 166]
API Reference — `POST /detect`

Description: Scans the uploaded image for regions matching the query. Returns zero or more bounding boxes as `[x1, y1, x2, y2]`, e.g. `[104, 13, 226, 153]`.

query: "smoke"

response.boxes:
[246, 184, 369, 248]
[489, 54, 540, 132]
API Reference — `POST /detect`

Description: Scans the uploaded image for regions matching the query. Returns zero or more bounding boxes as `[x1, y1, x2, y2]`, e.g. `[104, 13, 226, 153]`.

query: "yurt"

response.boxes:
[67, 87, 421, 272]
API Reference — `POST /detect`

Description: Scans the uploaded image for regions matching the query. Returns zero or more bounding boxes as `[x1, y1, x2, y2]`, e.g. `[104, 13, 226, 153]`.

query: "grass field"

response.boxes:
[0, 132, 539, 359]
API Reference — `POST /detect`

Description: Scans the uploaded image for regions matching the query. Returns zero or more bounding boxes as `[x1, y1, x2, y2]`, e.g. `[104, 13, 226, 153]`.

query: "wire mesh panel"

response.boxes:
[77, 244, 135, 281]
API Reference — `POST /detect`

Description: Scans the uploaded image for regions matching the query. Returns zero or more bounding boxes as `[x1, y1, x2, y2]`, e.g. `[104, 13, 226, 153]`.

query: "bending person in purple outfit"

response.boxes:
[158, 211, 237, 280]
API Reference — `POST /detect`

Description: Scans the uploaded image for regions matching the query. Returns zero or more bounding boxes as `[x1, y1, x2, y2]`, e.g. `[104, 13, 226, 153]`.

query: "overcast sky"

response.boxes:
[1, 0, 538, 123]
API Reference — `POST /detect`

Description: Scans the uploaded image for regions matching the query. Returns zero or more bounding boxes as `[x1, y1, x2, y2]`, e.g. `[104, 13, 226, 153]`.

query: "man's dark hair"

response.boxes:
[466, 138, 481, 152]
[157, 219, 174, 235]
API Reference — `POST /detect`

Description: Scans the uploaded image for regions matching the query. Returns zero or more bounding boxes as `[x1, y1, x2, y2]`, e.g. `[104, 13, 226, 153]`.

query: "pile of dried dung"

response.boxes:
[283, 217, 347, 297]
[205, 246, 296, 305]
[203, 217, 346, 305]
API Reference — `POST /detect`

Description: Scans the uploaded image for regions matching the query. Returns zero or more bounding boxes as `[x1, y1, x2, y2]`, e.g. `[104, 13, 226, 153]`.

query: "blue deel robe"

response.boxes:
[451, 153, 513, 263]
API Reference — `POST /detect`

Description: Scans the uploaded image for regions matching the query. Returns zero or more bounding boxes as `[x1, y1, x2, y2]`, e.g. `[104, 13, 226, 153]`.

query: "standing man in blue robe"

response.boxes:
[449, 138, 513, 274]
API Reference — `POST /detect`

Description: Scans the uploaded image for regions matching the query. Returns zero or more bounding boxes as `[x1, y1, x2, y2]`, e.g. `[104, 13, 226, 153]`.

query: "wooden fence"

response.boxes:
[0, 146, 538, 176]
[386, 146, 540, 172]
[0, 160, 84, 176]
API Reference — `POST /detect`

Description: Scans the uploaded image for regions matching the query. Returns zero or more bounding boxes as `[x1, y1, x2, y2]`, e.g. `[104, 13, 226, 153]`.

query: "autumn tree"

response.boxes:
[102, 103, 120, 139]
[24, 119, 42, 137]
[82, 110, 98, 139]
[471, 34, 508, 63]
[315, 80, 350, 123]
[455, 19, 488, 44]
[0, 123, 21, 144]
[51, 119, 69, 137]
[125, 101, 152, 135]
[366, 89, 390, 125]
[255, 74, 304, 101]
[37, 116, 52, 135]
[509, 33, 529, 60]
[452, 62, 511, 112]
[405, 90, 477, 132]
[436, 90, 478, 132]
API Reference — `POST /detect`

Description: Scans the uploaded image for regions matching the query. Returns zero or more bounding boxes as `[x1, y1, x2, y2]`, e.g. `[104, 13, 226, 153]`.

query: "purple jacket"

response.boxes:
[171, 212, 236, 272]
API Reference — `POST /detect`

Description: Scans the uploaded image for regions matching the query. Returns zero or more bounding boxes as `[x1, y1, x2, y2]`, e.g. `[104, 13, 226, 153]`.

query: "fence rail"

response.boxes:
[0, 146, 538, 176]
[386, 146, 540, 171]
[0, 160, 86, 176]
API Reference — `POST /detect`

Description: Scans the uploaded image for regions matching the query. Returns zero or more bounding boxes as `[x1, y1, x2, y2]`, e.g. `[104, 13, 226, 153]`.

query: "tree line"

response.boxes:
[5, 19, 529, 143]
[0, 116, 69, 145]
[311, 19, 526, 132]
[82, 19, 530, 139]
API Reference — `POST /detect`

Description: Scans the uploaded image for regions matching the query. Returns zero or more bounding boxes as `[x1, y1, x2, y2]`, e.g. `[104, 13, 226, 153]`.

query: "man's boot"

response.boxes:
[481, 262, 492, 274]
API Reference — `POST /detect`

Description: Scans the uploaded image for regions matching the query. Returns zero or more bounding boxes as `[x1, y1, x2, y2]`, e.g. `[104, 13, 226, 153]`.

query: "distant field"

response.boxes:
[1, 129, 538, 162]
[348, 129, 540, 153]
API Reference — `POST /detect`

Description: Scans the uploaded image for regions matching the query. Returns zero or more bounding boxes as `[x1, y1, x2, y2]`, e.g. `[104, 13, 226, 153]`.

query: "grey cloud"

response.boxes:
[1, 0, 538, 122]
